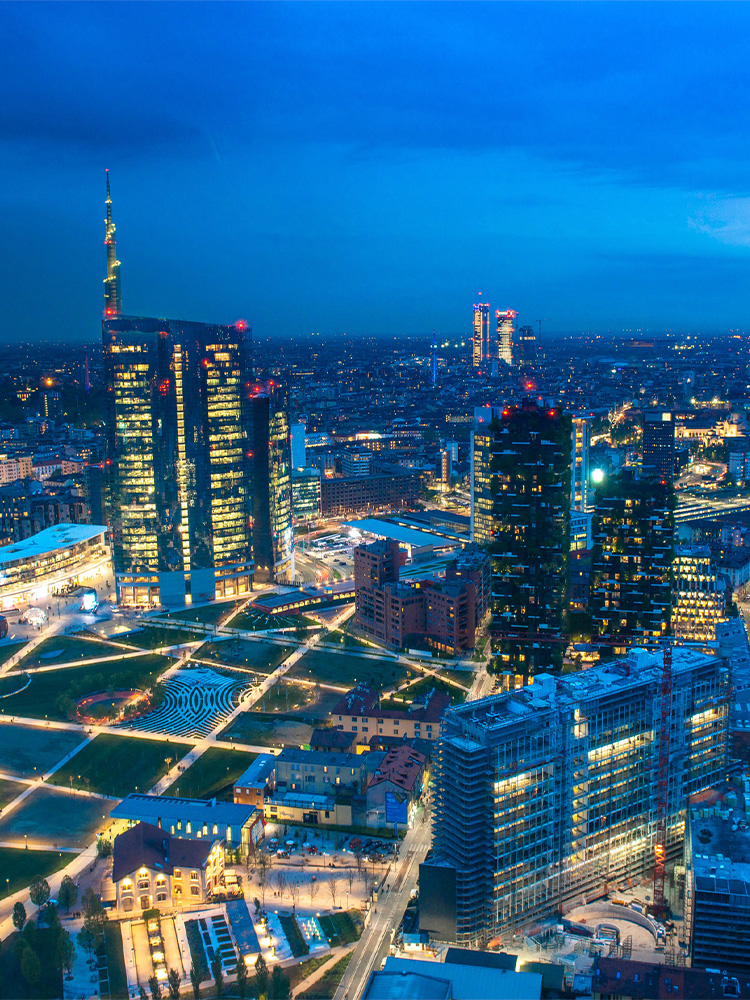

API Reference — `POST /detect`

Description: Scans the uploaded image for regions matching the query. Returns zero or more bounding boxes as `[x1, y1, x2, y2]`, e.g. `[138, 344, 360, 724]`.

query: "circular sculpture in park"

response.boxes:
[75, 689, 151, 725]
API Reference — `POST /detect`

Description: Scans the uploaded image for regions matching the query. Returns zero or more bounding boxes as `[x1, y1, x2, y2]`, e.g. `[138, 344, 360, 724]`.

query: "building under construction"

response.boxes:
[420, 647, 729, 945]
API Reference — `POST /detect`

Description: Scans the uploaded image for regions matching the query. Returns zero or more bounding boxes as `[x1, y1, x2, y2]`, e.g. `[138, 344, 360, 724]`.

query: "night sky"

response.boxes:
[2, 2, 749, 344]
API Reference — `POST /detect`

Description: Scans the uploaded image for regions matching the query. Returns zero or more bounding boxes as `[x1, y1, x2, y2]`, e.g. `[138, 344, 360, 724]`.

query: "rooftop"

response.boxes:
[112, 821, 215, 883]
[345, 518, 453, 550]
[111, 793, 260, 827]
[0, 522, 107, 566]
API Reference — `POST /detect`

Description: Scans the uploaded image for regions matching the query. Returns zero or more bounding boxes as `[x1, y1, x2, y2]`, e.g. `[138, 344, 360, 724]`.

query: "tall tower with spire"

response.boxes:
[103, 170, 122, 317]
[431, 331, 438, 384]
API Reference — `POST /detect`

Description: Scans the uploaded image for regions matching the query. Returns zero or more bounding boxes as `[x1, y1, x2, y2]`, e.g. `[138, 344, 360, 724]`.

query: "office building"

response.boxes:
[291, 467, 321, 524]
[103, 315, 255, 606]
[488, 400, 571, 684]
[643, 410, 675, 479]
[684, 795, 750, 974]
[320, 467, 421, 517]
[420, 647, 729, 944]
[516, 324, 537, 361]
[470, 406, 502, 545]
[590, 471, 674, 645]
[103, 170, 122, 318]
[342, 451, 371, 477]
[472, 300, 491, 367]
[672, 545, 726, 642]
[290, 421, 306, 469]
[571, 416, 590, 512]
[250, 382, 293, 583]
[496, 309, 517, 366]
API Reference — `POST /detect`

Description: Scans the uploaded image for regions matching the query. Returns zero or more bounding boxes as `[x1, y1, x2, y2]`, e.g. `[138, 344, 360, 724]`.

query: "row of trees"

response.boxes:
[253, 850, 377, 911]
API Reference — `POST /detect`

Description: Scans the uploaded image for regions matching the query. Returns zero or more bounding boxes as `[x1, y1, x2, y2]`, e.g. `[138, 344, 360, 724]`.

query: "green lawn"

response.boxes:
[0, 724, 88, 779]
[279, 913, 309, 958]
[299, 951, 354, 999]
[100, 921, 129, 999]
[390, 675, 467, 706]
[0, 846, 70, 896]
[199, 638, 294, 674]
[286, 955, 332, 993]
[165, 600, 246, 625]
[0, 654, 171, 721]
[0, 787, 116, 848]
[252, 680, 316, 714]
[15, 636, 116, 670]
[0, 641, 28, 667]
[0, 776, 26, 809]
[47, 733, 190, 798]
[435, 667, 476, 688]
[164, 746, 256, 801]
[221, 711, 315, 749]
[318, 910, 361, 947]
[118, 625, 205, 649]
[289, 649, 413, 690]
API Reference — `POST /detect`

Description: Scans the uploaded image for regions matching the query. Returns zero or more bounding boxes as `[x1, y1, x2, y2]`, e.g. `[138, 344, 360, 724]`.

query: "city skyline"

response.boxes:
[1, 3, 749, 344]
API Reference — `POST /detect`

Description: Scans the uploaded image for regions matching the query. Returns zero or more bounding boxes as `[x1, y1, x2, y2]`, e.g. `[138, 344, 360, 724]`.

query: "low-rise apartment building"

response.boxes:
[331, 683, 450, 745]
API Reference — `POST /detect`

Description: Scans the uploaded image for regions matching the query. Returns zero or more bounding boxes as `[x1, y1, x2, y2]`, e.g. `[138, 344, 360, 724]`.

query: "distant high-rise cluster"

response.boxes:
[471, 297, 532, 368]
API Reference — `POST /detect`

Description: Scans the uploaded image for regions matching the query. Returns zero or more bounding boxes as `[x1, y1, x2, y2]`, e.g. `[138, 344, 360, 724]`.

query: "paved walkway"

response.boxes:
[292, 944, 356, 998]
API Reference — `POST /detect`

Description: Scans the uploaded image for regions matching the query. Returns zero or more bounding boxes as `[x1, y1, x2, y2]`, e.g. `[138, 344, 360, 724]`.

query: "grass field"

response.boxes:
[435, 667, 476, 687]
[221, 711, 315, 748]
[0, 845, 72, 896]
[0, 724, 87, 778]
[15, 636, 117, 669]
[0, 641, 27, 667]
[164, 746, 256, 801]
[100, 922, 129, 999]
[199, 638, 294, 674]
[389, 675, 468, 706]
[252, 680, 315, 714]
[0, 776, 27, 809]
[279, 913, 309, 958]
[118, 625, 204, 649]
[47, 733, 190, 798]
[318, 910, 361, 947]
[0, 654, 171, 721]
[288, 649, 413, 690]
[299, 951, 354, 999]
[0, 788, 116, 849]
[287, 955, 331, 993]
[165, 600, 246, 625]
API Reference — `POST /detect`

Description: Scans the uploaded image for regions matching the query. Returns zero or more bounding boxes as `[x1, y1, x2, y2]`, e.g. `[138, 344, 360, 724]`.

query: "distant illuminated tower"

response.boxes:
[496, 309, 517, 365]
[431, 331, 438, 384]
[472, 299, 491, 367]
[103, 170, 122, 317]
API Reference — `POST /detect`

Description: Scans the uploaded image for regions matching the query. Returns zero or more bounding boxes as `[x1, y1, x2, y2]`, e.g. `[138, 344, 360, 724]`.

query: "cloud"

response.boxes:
[688, 196, 750, 247]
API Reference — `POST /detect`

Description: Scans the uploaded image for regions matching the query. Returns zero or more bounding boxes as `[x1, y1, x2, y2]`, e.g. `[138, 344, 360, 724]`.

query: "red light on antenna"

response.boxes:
[235, 319, 248, 331]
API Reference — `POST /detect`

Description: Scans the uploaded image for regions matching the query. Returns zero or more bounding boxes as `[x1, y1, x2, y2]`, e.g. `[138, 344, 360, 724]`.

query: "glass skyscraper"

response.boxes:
[250, 382, 293, 583]
[103, 315, 255, 606]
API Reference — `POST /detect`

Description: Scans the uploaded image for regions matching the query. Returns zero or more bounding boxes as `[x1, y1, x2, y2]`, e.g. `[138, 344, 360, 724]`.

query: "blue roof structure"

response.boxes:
[344, 519, 452, 549]
[225, 899, 261, 957]
[111, 793, 259, 828]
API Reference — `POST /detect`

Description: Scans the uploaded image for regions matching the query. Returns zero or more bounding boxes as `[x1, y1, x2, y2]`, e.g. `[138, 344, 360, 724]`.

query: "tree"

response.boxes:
[29, 877, 50, 918]
[272, 869, 287, 901]
[346, 867, 355, 894]
[82, 886, 108, 941]
[139, 986, 149, 1000]
[211, 956, 224, 997]
[309, 877, 319, 908]
[21, 947, 41, 991]
[57, 931, 76, 979]
[148, 974, 162, 1000]
[58, 875, 78, 913]
[328, 877, 340, 909]
[12, 901, 26, 931]
[288, 874, 301, 912]
[269, 965, 291, 1000]
[41, 902, 59, 928]
[253, 952, 269, 999]
[97, 837, 113, 859]
[167, 968, 181, 1000]
[77, 925, 96, 958]
[236, 955, 248, 999]
[190, 965, 204, 1000]
[257, 853, 273, 909]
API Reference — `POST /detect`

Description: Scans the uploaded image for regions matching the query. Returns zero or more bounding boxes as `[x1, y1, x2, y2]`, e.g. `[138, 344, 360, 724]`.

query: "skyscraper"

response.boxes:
[590, 470, 674, 645]
[103, 316, 255, 606]
[487, 400, 571, 684]
[496, 309, 517, 365]
[250, 382, 293, 584]
[516, 324, 537, 361]
[430, 331, 438, 384]
[643, 410, 675, 479]
[471, 300, 491, 367]
[420, 648, 729, 945]
[103, 170, 122, 318]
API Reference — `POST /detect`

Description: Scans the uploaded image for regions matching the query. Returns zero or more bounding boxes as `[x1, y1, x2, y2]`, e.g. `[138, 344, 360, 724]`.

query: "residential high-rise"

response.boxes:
[103, 316, 254, 606]
[291, 468, 321, 525]
[470, 406, 501, 545]
[570, 415, 592, 551]
[590, 470, 674, 645]
[290, 421, 306, 469]
[420, 648, 729, 945]
[488, 400, 571, 684]
[250, 382, 293, 583]
[672, 545, 726, 642]
[103, 170, 122, 318]
[471, 300, 491, 367]
[643, 410, 675, 479]
[496, 309, 517, 365]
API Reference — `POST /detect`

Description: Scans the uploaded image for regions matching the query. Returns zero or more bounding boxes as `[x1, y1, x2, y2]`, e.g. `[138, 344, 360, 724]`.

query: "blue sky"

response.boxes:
[1, 1, 749, 343]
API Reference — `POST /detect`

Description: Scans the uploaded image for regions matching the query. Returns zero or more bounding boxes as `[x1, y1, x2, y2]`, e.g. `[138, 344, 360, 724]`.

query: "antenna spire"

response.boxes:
[103, 170, 122, 318]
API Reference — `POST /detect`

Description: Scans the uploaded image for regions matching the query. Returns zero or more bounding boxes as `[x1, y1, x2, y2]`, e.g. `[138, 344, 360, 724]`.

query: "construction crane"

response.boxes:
[490, 630, 717, 917]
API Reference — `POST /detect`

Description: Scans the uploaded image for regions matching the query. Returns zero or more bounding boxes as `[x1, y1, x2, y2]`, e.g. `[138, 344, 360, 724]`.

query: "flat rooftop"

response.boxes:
[344, 518, 454, 549]
[0, 523, 107, 566]
[111, 793, 259, 827]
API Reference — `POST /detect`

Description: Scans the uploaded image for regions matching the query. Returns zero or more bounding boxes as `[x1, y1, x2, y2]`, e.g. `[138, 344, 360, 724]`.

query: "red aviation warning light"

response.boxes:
[235, 319, 248, 331]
